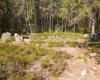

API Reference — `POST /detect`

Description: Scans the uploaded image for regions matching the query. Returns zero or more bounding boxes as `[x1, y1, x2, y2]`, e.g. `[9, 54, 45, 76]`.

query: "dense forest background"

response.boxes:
[0, 0, 100, 80]
[0, 0, 100, 34]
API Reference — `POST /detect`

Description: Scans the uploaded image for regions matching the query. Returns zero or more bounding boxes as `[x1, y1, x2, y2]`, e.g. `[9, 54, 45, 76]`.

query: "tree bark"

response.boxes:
[91, 17, 96, 35]
[91, 8, 97, 35]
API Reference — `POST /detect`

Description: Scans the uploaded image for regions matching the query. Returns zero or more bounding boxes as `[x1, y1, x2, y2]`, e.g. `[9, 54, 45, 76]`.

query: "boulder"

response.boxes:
[14, 33, 23, 42]
[1, 32, 12, 40]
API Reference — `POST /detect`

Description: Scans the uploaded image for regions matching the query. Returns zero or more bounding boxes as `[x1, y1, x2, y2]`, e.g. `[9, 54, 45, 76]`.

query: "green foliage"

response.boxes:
[0, 43, 41, 79]
[47, 41, 64, 47]
[0, 42, 68, 79]
[41, 56, 50, 68]
[64, 53, 73, 59]
[78, 55, 88, 62]
[0, 0, 100, 33]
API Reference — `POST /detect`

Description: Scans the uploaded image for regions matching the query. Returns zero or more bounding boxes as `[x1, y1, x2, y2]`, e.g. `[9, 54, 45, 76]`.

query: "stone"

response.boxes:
[1, 32, 12, 40]
[91, 67, 97, 71]
[88, 53, 97, 58]
[14, 33, 23, 42]
[43, 74, 49, 80]
[23, 38, 30, 44]
[80, 70, 87, 77]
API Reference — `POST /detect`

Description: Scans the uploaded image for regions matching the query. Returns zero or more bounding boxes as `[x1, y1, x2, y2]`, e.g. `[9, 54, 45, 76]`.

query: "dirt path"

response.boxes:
[50, 46, 100, 80]
[57, 57, 100, 80]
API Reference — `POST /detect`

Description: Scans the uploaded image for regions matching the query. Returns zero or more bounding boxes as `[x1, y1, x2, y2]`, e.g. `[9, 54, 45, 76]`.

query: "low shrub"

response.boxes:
[0, 43, 40, 80]
[40, 51, 67, 77]
[41, 56, 50, 68]
[64, 53, 73, 59]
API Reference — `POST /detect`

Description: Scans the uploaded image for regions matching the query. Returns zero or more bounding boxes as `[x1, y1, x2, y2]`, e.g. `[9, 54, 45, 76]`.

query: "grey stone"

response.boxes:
[88, 53, 97, 58]
[1, 32, 12, 40]
[80, 70, 87, 77]
[14, 33, 23, 42]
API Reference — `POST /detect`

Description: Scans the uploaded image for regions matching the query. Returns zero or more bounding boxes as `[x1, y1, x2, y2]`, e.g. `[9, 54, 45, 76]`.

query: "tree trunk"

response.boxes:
[91, 18, 96, 35]
[91, 8, 97, 35]
[62, 18, 63, 32]
[35, 0, 42, 32]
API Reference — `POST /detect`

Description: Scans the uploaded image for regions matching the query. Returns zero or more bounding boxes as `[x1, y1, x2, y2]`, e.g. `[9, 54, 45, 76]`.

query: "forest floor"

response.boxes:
[0, 32, 100, 80]
[30, 45, 100, 80]
[30, 32, 100, 80]
[56, 46, 100, 80]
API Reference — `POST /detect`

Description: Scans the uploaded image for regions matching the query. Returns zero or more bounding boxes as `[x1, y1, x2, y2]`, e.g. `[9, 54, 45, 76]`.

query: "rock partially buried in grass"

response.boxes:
[1, 32, 12, 40]
[14, 33, 23, 42]
[88, 53, 97, 58]
[80, 70, 87, 77]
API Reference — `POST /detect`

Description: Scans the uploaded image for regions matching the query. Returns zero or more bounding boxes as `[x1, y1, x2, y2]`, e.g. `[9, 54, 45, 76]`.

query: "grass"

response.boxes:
[0, 43, 44, 79]
[78, 55, 88, 62]
[1, 32, 96, 79]
[0, 44, 68, 80]
[31, 32, 83, 37]
[87, 42, 100, 54]
[30, 32, 85, 48]
[0, 42, 68, 79]
[40, 51, 67, 76]
[63, 53, 73, 59]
